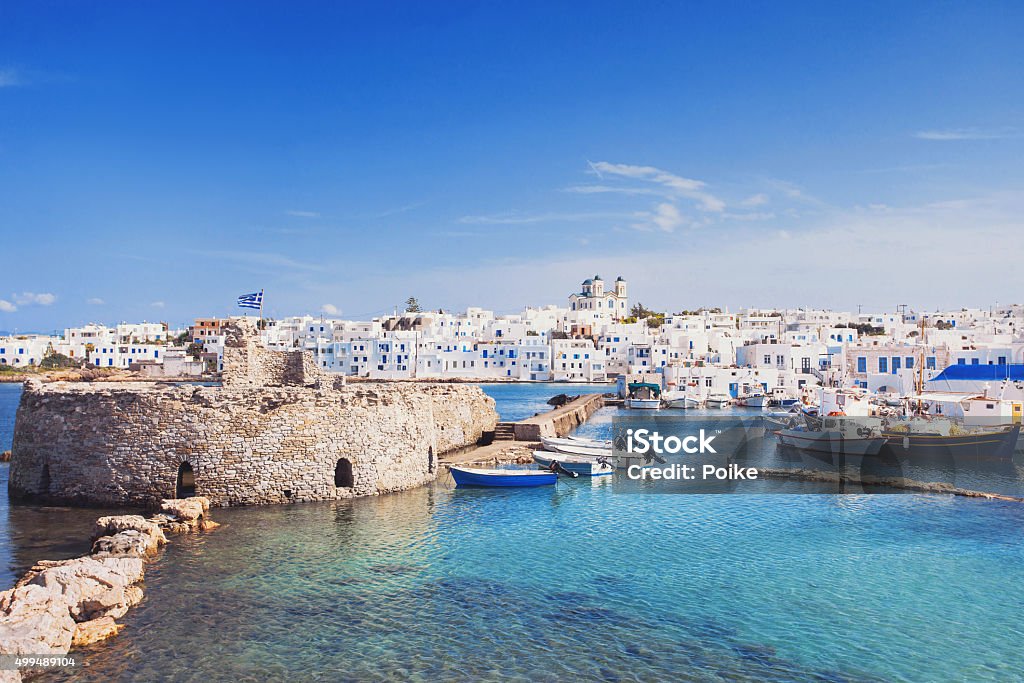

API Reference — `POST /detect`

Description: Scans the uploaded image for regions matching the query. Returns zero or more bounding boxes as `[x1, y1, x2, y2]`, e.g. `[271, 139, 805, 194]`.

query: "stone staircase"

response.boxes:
[493, 422, 517, 441]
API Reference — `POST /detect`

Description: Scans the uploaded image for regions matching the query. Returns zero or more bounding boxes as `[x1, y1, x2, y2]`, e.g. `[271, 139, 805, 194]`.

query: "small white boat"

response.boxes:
[737, 394, 770, 409]
[625, 382, 661, 410]
[534, 449, 654, 471]
[532, 452, 614, 477]
[540, 437, 611, 457]
[625, 397, 661, 410]
[706, 394, 731, 408]
[662, 391, 703, 409]
[565, 435, 613, 447]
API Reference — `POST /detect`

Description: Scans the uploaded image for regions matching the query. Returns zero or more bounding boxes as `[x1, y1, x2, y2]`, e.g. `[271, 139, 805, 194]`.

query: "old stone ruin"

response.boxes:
[8, 318, 497, 507]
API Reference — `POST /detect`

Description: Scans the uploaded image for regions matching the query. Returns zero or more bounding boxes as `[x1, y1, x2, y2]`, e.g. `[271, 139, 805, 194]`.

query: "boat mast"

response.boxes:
[916, 316, 926, 414]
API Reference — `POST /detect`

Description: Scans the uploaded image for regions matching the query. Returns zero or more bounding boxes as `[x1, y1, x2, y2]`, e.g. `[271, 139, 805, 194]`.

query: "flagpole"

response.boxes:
[259, 289, 264, 330]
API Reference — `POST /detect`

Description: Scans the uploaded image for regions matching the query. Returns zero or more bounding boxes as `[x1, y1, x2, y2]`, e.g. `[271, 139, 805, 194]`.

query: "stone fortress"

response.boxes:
[8, 319, 498, 507]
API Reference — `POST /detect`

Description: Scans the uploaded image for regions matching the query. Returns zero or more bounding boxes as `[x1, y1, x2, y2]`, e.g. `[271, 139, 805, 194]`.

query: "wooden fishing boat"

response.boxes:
[449, 466, 557, 487]
[878, 424, 1020, 460]
[775, 427, 888, 456]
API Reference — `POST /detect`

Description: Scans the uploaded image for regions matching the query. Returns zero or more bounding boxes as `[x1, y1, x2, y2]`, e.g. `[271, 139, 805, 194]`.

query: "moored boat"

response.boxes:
[626, 382, 661, 410]
[541, 436, 612, 457]
[706, 394, 731, 408]
[737, 394, 770, 409]
[449, 466, 557, 487]
[775, 427, 888, 456]
[532, 452, 614, 477]
[878, 423, 1020, 460]
[662, 391, 703, 409]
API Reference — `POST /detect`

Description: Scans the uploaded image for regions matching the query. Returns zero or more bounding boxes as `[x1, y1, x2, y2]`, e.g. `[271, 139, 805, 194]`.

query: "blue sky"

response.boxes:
[2, 1, 1023, 332]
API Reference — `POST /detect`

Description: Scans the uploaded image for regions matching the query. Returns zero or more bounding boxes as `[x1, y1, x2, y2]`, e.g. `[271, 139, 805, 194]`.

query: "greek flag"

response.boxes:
[237, 290, 263, 310]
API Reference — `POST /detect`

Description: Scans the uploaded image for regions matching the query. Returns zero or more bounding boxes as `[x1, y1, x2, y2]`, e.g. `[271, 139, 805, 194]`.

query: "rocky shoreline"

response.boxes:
[0, 497, 218, 682]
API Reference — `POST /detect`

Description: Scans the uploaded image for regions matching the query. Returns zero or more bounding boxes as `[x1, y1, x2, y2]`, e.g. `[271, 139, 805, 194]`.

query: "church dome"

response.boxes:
[582, 278, 593, 285]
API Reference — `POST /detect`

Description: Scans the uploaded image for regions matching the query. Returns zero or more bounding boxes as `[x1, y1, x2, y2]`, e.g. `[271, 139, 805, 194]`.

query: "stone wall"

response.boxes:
[220, 319, 334, 389]
[9, 320, 497, 507]
[9, 381, 495, 507]
[513, 393, 605, 440]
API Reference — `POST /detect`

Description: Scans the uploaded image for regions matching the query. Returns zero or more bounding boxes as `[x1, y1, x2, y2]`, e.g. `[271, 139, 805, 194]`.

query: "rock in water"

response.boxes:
[18, 556, 145, 622]
[71, 616, 123, 646]
[0, 583, 77, 655]
[91, 530, 159, 558]
[94, 515, 167, 548]
[159, 497, 211, 526]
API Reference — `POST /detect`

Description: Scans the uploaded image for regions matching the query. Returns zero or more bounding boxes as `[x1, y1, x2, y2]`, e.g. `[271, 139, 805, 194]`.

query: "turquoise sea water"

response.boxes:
[1, 382, 1024, 681]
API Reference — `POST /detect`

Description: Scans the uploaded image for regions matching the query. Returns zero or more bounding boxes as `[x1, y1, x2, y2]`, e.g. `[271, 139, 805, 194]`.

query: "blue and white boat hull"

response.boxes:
[449, 466, 556, 487]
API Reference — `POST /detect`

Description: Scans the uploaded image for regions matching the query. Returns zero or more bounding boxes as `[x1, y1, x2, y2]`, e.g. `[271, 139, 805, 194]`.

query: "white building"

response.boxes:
[568, 275, 628, 321]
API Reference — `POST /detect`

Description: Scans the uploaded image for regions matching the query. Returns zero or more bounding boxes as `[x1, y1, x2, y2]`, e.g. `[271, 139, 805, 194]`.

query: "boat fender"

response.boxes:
[856, 427, 871, 437]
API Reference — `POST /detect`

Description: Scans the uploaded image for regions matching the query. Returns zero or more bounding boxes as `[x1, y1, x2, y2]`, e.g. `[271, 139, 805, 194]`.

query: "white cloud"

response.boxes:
[723, 211, 775, 222]
[562, 185, 661, 197]
[320, 303, 340, 315]
[741, 193, 769, 207]
[0, 68, 21, 87]
[632, 203, 686, 232]
[0, 300, 16, 313]
[13, 292, 56, 306]
[914, 127, 1020, 141]
[86, 297, 105, 305]
[590, 161, 726, 212]
[286, 210, 320, 218]
[151, 301, 166, 309]
[381, 188, 1024, 313]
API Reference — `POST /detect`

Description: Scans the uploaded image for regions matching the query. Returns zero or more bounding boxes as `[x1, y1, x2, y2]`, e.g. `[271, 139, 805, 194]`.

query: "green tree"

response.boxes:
[630, 302, 656, 319]
[39, 352, 79, 369]
[405, 297, 421, 313]
[186, 342, 205, 359]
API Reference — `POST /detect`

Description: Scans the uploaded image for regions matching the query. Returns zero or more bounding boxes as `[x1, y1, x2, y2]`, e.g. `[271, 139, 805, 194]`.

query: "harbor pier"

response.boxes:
[504, 393, 605, 441]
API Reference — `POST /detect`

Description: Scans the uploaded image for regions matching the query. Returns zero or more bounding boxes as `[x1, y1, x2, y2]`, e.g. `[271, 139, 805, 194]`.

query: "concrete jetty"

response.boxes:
[506, 393, 605, 441]
[441, 392, 606, 469]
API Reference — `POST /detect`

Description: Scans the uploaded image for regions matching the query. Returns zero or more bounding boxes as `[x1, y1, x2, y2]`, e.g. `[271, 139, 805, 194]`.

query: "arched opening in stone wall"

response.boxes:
[334, 458, 354, 488]
[176, 462, 197, 498]
[39, 464, 50, 495]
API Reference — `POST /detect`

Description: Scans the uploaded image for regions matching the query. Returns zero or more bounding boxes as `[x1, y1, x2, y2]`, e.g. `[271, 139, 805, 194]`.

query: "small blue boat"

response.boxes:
[449, 466, 557, 487]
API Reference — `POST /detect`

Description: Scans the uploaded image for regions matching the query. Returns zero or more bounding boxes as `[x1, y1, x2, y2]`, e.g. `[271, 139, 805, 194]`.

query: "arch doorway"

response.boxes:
[40, 464, 51, 495]
[176, 462, 196, 498]
[334, 458, 354, 488]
